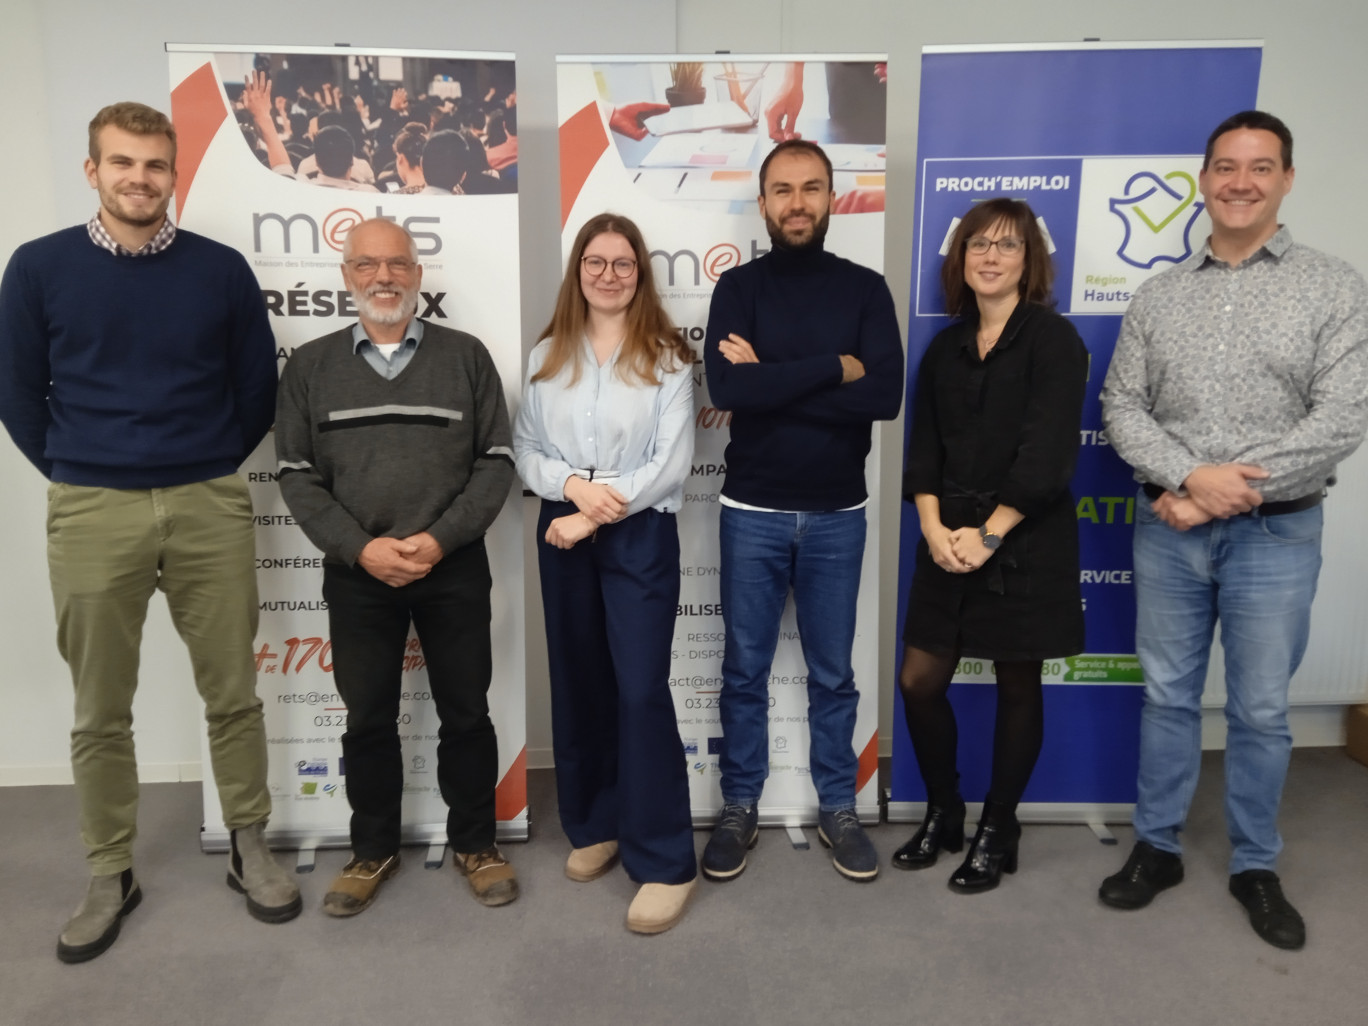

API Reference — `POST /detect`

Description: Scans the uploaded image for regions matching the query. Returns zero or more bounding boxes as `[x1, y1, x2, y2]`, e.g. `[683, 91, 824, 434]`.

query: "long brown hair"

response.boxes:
[534, 213, 692, 386]
[940, 197, 1055, 318]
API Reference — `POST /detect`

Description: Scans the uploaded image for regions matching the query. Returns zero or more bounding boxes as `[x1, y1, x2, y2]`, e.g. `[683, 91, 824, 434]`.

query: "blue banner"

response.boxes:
[892, 43, 1262, 812]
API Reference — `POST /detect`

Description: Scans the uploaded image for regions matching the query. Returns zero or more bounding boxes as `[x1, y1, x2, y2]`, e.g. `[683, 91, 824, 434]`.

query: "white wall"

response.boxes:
[3, 0, 1365, 784]
[0, 0, 674, 784]
[679, 0, 1368, 748]
[0, 0, 67, 783]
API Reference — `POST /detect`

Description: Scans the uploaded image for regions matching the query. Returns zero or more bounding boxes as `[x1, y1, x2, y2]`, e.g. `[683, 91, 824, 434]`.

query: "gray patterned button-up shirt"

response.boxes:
[1101, 226, 1368, 501]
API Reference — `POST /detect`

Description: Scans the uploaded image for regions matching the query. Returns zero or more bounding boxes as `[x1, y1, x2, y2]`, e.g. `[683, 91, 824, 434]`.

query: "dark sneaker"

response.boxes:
[1098, 841, 1184, 909]
[701, 803, 758, 881]
[817, 809, 878, 882]
[1229, 870, 1305, 950]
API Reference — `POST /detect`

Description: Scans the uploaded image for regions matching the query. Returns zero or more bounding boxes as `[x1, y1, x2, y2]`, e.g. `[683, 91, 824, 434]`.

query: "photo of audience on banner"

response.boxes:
[591, 59, 886, 211]
[216, 51, 518, 195]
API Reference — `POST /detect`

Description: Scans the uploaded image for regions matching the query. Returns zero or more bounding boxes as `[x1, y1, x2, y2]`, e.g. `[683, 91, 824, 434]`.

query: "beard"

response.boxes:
[354, 282, 420, 326]
[101, 189, 170, 229]
[765, 208, 830, 252]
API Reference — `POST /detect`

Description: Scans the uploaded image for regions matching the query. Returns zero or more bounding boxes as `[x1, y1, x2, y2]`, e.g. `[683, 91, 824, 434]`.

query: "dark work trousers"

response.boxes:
[537, 501, 696, 885]
[322, 539, 497, 858]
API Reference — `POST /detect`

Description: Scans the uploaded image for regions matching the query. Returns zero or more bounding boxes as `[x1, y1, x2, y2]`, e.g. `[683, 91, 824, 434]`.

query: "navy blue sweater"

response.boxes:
[0, 226, 277, 487]
[703, 243, 904, 510]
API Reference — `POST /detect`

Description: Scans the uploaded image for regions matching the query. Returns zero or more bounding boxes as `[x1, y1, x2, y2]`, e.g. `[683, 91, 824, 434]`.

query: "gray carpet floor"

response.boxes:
[2, 749, 1366, 1026]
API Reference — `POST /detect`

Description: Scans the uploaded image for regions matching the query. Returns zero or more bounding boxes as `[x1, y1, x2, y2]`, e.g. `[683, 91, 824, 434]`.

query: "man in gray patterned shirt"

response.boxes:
[1098, 111, 1368, 951]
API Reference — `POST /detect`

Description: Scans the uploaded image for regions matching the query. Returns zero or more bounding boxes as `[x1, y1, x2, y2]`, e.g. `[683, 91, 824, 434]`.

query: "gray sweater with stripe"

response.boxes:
[275, 321, 514, 566]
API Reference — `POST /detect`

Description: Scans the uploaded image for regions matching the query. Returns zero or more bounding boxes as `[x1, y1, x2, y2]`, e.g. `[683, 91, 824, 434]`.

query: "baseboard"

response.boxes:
[1200, 704, 1346, 749]
[0, 761, 203, 787]
[875, 704, 1347, 758]
[0, 711, 1346, 787]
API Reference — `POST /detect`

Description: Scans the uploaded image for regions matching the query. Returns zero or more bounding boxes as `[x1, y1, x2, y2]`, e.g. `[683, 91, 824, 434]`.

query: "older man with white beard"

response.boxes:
[274, 218, 518, 914]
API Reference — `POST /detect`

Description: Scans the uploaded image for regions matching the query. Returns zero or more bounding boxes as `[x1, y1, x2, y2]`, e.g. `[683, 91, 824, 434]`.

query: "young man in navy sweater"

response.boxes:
[701, 140, 904, 883]
[0, 102, 298, 962]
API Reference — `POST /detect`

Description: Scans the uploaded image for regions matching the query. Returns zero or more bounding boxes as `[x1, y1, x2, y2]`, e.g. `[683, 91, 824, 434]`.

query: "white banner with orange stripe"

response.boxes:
[556, 54, 889, 824]
[169, 43, 526, 850]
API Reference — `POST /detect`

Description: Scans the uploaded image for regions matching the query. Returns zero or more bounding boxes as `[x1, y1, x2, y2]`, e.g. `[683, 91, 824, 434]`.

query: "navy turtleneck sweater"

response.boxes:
[0, 226, 277, 487]
[703, 241, 904, 511]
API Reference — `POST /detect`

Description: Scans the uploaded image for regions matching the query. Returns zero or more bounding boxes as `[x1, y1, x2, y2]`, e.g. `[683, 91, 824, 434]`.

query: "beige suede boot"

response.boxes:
[57, 868, 141, 963]
[566, 841, 620, 882]
[227, 821, 303, 923]
[626, 878, 696, 934]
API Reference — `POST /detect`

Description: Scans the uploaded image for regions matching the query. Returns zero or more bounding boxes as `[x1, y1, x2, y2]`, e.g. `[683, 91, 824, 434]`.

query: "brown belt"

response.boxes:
[1141, 482, 1323, 516]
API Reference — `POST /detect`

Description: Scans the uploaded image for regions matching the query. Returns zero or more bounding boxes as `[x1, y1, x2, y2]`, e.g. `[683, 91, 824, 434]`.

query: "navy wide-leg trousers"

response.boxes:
[537, 500, 696, 885]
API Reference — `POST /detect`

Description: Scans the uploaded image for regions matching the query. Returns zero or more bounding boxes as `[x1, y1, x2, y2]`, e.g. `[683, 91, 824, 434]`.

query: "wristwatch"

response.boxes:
[978, 525, 1002, 550]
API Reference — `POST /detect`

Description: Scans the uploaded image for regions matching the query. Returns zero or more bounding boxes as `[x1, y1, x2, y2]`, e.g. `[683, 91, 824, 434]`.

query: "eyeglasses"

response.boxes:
[965, 236, 1024, 256]
[345, 257, 417, 276]
[581, 255, 638, 278]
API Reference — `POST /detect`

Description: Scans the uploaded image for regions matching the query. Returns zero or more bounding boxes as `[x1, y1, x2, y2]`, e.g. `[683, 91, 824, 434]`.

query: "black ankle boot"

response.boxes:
[948, 804, 1020, 894]
[891, 800, 966, 871]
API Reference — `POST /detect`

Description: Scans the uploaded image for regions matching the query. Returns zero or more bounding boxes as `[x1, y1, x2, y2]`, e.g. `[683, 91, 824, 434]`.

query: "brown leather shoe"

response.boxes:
[321, 855, 400, 917]
[566, 841, 620, 882]
[626, 879, 696, 934]
[454, 846, 519, 907]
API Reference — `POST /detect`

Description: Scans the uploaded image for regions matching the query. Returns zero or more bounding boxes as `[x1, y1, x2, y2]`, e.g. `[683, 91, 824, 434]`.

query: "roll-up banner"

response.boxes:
[557, 55, 889, 824]
[891, 42, 1263, 822]
[167, 44, 527, 850]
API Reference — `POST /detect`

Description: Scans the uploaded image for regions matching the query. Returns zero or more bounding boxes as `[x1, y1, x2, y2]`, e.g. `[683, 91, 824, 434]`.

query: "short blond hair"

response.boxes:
[88, 102, 177, 164]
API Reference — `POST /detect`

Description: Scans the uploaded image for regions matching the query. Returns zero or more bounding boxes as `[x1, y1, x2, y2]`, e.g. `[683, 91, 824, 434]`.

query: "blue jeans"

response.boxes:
[1131, 491, 1322, 874]
[718, 505, 866, 811]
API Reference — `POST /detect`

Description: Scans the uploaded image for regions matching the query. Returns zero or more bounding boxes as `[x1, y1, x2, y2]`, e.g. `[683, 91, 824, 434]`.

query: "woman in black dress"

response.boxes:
[895, 197, 1088, 892]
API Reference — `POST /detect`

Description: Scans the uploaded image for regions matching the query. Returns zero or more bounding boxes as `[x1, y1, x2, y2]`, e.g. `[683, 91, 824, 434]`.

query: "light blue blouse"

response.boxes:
[513, 338, 695, 515]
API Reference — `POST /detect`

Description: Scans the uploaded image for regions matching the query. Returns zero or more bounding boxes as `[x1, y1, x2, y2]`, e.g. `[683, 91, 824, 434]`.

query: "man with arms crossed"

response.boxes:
[1099, 111, 1368, 949]
[0, 102, 298, 963]
[275, 218, 518, 914]
[701, 139, 904, 883]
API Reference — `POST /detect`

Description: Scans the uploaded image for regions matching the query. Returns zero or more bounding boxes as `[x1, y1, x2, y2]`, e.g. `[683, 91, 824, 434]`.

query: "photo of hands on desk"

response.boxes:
[596, 59, 887, 210]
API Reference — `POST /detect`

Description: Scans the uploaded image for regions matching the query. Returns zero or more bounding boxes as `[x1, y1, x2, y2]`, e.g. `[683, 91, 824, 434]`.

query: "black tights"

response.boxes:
[898, 645, 1044, 814]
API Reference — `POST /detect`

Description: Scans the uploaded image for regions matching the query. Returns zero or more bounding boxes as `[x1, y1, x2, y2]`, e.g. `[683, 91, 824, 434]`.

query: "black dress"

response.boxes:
[903, 301, 1087, 661]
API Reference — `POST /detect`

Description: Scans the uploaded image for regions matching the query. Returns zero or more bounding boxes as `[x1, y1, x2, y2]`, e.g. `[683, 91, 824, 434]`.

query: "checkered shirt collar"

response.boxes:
[86, 212, 177, 257]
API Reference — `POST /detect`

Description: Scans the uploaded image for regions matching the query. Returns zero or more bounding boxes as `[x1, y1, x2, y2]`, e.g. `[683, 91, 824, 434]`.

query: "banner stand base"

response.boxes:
[200, 813, 531, 854]
[424, 843, 446, 869]
[690, 802, 880, 830]
[784, 826, 811, 850]
[886, 801, 1135, 826]
[296, 847, 317, 873]
[1087, 821, 1119, 844]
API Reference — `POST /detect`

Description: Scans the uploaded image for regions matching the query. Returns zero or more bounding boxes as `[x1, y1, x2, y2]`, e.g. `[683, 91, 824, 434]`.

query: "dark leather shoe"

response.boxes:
[1098, 841, 1184, 909]
[1229, 870, 1305, 950]
[947, 816, 1020, 893]
[892, 803, 965, 871]
[702, 803, 759, 882]
[817, 809, 879, 882]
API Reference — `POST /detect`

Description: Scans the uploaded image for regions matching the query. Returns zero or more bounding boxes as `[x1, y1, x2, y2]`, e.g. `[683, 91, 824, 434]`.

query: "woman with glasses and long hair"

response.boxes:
[514, 212, 697, 932]
[896, 197, 1088, 893]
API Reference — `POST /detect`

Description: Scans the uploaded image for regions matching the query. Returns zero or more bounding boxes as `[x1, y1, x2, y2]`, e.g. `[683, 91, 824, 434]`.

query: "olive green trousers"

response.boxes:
[47, 475, 270, 873]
